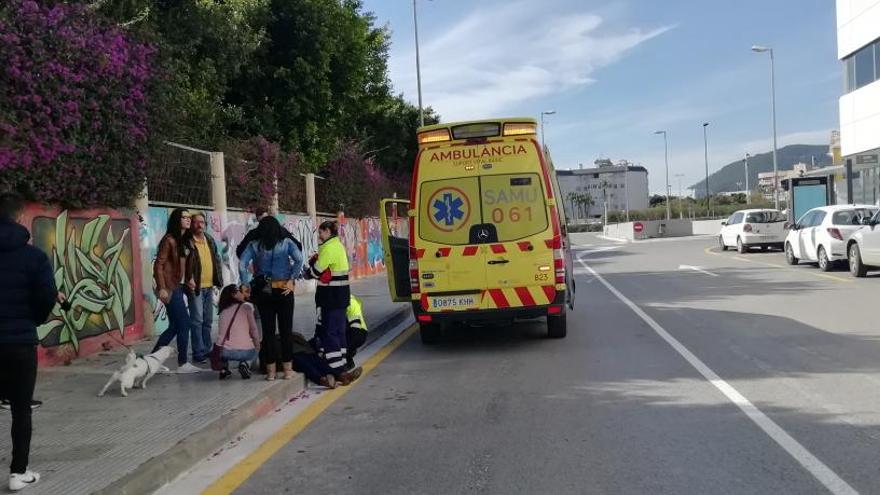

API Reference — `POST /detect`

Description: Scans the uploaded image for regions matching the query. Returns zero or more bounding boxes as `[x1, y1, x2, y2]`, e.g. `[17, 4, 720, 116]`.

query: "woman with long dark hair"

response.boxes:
[214, 285, 260, 380]
[152, 208, 201, 373]
[239, 216, 304, 380]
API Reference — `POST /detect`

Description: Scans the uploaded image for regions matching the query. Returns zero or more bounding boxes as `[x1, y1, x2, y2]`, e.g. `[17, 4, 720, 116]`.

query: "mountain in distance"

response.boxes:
[690, 144, 831, 196]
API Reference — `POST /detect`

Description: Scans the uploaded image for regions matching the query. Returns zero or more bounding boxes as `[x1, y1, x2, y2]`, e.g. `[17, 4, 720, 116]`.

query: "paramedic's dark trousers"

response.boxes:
[345, 328, 367, 370]
[0, 345, 37, 474]
[317, 307, 348, 374]
[292, 353, 336, 384]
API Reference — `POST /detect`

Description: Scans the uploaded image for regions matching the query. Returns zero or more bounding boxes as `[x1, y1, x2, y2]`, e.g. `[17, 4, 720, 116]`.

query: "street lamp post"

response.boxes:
[413, 0, 424, 126]
[540, 111, 556, 153]
[702, 122, 711, 216]
[654, 130, 671, 220]
[744, 153, 751, 205]
[752, 45, 779, 210]
[674, 173, 685, 219]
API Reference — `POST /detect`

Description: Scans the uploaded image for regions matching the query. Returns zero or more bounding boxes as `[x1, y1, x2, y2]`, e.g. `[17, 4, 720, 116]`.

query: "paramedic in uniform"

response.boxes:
[308, 221, 361, 385]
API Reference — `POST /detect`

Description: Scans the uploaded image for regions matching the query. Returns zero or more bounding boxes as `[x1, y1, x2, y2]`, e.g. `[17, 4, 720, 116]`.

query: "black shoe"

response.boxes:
[238, 361, 252, 380]
[0, 400, 42, 411]
[219, 369, 232, 380]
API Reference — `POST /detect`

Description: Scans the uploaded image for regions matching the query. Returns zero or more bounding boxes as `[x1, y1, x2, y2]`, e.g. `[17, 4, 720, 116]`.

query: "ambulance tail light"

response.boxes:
[409, 248, 420, 294]
[551, 235, 566, 285]
[503, 122, 537, 136]
[417, 314, 433, 323]
[417, 129, 451, 145]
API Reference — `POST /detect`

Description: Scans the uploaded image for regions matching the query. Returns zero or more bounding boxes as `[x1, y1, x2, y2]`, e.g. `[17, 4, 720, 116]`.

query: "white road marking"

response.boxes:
[576, 253, 858, 495]
[677, 264, 719, 277]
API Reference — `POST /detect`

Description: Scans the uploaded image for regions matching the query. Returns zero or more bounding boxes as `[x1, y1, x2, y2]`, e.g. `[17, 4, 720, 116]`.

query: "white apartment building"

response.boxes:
[556, 159, 649, 222]
[837, 0, 880, 205]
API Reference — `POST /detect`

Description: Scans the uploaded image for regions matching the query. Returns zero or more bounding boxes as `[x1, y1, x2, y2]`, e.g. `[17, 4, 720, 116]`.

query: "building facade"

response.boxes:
[556, 159, 649, 222]
[838, 0, 880, 205]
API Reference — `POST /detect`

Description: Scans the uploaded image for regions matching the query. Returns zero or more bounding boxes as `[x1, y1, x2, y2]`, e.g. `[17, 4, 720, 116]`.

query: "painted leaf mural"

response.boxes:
[34, 212, 136, 352]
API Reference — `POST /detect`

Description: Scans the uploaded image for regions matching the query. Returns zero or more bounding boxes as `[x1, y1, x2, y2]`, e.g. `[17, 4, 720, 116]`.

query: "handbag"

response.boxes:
[210, 304, 242, 371]
[250, 244, 276, 296]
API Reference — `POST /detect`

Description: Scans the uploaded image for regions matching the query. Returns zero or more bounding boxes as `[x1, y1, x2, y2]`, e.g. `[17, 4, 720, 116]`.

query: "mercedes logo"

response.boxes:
[478, 229, 489, 240]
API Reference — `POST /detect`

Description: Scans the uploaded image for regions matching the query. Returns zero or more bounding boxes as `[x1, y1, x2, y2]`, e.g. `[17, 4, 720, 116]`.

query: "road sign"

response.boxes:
[633, 222, 644, 233]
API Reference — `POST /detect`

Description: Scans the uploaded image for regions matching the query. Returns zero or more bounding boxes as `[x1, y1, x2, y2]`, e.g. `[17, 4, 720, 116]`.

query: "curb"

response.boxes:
[95, 305, 411, 495]
[364, 305, 412, 348]
[94, 377, 306, 495]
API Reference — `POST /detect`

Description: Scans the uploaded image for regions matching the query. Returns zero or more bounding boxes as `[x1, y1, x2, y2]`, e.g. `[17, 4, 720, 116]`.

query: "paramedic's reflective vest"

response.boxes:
[347, 295, 366, 332]
[310, 235, 350, 309]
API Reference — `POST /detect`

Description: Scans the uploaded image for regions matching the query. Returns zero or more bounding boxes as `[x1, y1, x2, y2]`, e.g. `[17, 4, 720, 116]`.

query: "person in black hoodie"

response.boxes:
[0, 193, 57, 492]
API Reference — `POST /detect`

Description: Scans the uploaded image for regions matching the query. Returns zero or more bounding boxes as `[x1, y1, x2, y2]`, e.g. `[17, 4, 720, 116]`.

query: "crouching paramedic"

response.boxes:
[314, 295, 367, 371]
[308, 221, 361, 384]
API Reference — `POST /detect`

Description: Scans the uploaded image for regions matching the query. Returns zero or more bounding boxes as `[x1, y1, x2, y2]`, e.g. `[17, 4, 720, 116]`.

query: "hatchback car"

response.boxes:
[719, 209, 786, 253]
[847, 209, 880, 277]
[784, 205, 879, 271]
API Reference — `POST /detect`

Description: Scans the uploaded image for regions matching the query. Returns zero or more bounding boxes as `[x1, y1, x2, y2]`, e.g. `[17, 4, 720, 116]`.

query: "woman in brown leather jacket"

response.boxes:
[151, 208, 201, 372]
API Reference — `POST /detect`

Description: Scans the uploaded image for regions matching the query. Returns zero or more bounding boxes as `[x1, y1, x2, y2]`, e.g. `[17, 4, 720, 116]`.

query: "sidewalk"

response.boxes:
[0, 274, 410, 495]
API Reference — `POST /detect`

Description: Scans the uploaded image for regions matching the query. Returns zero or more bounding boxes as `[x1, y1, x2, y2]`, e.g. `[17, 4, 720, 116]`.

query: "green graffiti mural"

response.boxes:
[35, 212, 135, 352]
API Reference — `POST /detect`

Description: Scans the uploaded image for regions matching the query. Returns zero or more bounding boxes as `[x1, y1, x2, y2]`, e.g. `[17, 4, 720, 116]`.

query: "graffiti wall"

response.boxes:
[21, 205, 144, 366]
[139, 207, 401, 333]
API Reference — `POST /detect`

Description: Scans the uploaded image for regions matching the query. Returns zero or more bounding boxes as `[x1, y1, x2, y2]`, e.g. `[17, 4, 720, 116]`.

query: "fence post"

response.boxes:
[269, 171, 280, 215]
[305, 172, 317, 223]
[134, 180, 154, 337]
[210, 151, 228, 228]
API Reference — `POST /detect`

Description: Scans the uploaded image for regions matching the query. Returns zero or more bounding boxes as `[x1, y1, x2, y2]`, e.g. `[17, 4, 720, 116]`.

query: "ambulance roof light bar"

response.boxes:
[417, 129, 451, 144]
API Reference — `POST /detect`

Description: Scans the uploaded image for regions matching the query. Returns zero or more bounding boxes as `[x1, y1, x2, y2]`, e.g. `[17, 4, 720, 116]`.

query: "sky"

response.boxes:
[361, 0, 841, 194]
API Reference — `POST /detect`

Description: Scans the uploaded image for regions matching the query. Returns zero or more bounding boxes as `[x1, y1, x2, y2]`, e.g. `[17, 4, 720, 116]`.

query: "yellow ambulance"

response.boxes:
[380, 118, 575, 343]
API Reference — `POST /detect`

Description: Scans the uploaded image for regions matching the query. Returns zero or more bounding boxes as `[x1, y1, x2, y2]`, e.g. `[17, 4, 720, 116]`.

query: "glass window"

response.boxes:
[419, 177, 481, 245]
[855, 44, 876, 89]
[745, 211, 783, 223]
[796, 210, 815, 227]
[876, 41, 880, 85]
[812, 211, 828, 226]
[730, 212, 744, 225]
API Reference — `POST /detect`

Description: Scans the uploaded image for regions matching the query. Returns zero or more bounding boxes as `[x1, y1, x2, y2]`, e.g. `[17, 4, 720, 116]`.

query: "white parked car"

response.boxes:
[784, 204, 879, 271]
[847, 209, 880, 277]
[718, 209, 786, 253]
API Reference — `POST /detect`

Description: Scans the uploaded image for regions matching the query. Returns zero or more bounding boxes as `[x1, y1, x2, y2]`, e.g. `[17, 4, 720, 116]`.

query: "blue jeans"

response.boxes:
[153, 287, 191, 366]
[188, 288, 215, 361]
[221, 348, 257, 365]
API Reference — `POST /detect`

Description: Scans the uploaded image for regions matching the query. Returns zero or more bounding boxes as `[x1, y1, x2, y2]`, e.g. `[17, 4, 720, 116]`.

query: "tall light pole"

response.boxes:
[752, 45, 779, 209]
[413, 0, 424, 126]
[654, 130, 671, 220]
[703, 122, 711, 216]
[540, 110, 556, 153]
[744, 153, 751, 205]
[674, 173, 685, 219]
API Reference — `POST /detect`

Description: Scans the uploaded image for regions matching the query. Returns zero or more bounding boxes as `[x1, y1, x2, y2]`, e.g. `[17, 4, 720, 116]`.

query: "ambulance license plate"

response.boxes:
[429, 295, 477, 310]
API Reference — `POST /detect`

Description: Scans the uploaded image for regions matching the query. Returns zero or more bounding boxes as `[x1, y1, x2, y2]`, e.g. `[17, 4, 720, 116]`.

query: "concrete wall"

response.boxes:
[692, 219, 725, 236]
[602, 219, 723, 240]
[22, 204, 145, 366]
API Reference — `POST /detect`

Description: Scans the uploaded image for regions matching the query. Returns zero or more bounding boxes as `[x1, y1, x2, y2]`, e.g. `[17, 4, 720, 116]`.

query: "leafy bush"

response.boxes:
[224, 136, 305, 212]
[317, 140, 407, 217]
[0, 1, 158, 208]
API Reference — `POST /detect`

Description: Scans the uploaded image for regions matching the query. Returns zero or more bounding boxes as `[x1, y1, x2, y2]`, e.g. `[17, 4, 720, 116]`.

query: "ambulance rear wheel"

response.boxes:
[547, 314, 567, 339]
[419, 323, 442, 344]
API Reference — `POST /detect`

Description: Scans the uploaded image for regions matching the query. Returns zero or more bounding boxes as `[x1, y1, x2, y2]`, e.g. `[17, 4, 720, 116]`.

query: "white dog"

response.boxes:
[98, 346, 175, 397]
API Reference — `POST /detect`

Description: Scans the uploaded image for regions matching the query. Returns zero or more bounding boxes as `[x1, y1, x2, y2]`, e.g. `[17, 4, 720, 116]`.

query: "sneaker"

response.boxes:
[219, 369, 232, 380]
[9, 470, 39, 491]
[176, 363, 203, 374]
[0, 400, 42, 411]
[238, 362, 252, 380]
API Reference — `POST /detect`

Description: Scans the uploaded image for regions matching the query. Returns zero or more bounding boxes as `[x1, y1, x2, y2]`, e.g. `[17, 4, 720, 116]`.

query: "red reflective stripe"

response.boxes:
[462, 246, 479, 256]
[543, 285, 556, 302]
[420, 293, 429, 311]
[554, 258, 565, 269]
[515, 287, 536, 306]
[416, 249, 426, 259]
[545, 239, 554, 249]
[517, 241, 532, 252]
[491, 244, 506, 254]
[489, 289, 509, 308]
[438, 247, 451, 257]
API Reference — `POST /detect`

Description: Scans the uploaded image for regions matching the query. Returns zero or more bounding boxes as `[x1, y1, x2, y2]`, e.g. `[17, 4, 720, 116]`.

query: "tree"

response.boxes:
[0, 0, 159, 207]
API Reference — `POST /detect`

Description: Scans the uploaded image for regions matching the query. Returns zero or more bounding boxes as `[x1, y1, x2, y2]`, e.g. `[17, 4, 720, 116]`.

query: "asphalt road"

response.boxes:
[231, 234, 880, 494]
